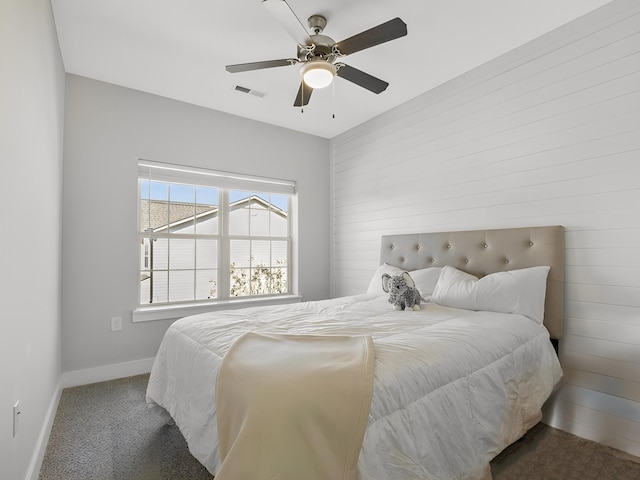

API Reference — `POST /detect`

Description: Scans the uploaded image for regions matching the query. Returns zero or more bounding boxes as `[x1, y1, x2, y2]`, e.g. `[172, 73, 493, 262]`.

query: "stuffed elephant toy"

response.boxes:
[381, 271, 423, 311]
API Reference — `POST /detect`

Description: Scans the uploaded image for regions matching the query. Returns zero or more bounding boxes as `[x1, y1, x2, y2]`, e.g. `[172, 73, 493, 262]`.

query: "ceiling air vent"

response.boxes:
[234, 85, 266, 98]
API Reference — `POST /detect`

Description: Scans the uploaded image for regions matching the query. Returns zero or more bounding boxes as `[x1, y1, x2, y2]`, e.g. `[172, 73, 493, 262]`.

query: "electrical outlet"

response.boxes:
[13, 401, 20, 437]
[111, 316, 122, 332]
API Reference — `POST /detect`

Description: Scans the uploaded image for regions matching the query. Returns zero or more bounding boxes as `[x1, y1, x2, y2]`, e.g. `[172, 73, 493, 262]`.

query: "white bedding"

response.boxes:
[146, 294, 562, 480]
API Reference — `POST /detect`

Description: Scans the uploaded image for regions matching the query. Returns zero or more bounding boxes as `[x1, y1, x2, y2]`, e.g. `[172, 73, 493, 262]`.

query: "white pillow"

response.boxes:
[366, 263, 405, 295]
[409, 267, 443, 299]
[431, 265, 550, 324]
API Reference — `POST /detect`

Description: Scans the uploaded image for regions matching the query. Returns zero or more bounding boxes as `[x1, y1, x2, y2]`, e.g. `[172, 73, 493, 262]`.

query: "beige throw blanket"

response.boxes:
[215, 332, 375, 480]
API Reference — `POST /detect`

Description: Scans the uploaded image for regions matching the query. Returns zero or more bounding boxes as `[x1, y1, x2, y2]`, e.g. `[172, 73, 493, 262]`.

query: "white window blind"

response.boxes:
[138, 159, 296, 195]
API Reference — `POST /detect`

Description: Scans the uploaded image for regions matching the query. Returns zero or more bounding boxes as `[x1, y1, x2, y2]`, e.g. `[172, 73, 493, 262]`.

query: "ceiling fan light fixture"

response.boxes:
[300, 61, 336, 89]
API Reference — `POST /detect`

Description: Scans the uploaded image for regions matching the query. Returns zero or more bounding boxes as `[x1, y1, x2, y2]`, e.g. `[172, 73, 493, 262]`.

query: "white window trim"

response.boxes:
[135, 159, 297, 321]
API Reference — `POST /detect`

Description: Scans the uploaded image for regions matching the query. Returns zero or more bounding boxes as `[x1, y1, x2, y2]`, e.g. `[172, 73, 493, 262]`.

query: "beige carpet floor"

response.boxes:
[39, 374, 640, 480]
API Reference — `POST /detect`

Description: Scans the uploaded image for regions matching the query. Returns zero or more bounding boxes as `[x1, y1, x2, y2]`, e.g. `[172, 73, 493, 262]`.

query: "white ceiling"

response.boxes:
[51, 0, 612, 139]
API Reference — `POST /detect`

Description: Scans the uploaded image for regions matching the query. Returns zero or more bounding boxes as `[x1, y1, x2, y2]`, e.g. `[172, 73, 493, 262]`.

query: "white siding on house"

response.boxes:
[139, 203, 288, 304]
[331, 0, 640, 458]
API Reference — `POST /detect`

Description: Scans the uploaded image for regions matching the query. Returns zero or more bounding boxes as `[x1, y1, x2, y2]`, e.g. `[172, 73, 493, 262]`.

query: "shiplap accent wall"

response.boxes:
[330, 0, 640, 457]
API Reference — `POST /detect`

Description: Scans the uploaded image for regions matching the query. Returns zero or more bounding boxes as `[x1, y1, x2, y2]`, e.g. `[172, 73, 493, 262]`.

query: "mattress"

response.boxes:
[146, 294, 562, 479]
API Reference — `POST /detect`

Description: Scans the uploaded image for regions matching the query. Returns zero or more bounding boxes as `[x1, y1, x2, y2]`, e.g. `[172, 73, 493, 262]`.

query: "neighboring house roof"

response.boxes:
[140, 195, 287, 232]
[231, 195, 287, 217]
[140, 200, 216, 231]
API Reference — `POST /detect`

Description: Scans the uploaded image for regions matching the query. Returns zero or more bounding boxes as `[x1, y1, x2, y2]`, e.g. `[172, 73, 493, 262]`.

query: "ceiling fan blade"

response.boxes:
[226, 58, 297, 73]
[334, 17, 407, 56]
[262, 0, 312, 46]
[293, 81, 313, 107]
[336, 64, 389, 94]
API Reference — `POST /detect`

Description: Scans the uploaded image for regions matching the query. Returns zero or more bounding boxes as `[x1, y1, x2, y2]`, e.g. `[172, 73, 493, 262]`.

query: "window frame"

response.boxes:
[133, 160, 298, 322]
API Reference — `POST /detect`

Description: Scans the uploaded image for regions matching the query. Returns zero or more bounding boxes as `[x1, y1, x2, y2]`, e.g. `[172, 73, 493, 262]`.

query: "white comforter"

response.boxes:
[146, 295, 562, 480]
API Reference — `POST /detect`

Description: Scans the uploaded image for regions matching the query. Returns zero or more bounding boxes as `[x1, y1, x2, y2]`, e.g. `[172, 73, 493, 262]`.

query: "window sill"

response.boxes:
[132, 294, 303, 323]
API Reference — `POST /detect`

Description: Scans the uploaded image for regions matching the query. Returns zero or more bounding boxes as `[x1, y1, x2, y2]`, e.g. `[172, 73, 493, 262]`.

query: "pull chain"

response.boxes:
[332, 80, 335, 119]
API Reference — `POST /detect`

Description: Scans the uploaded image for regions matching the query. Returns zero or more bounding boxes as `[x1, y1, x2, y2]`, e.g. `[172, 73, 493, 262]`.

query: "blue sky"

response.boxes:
[140, 181, 288, 211]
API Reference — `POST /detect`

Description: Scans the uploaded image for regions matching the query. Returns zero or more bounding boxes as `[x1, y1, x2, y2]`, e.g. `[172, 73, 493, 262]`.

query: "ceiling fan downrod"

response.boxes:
[307, 14, 326, 35]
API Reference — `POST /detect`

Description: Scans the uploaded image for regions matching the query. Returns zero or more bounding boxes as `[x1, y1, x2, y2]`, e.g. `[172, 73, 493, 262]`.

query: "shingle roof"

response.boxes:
[139, 200, 216, 232]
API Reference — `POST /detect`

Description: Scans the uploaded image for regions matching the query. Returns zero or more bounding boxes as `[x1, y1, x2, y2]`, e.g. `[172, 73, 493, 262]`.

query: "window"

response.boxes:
[138, 160, 295, 308]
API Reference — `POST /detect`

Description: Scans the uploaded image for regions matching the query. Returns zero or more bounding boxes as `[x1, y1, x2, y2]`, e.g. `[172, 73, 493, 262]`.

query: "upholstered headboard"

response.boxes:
[380, 226, 565, 339]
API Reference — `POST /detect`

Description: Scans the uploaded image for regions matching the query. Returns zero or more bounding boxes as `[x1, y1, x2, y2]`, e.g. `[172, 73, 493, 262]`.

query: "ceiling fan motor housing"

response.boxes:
[298, 34, 336, 62]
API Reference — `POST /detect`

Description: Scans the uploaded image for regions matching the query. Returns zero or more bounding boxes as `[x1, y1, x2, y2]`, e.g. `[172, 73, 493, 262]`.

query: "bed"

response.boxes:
[146, 225, 564, 480]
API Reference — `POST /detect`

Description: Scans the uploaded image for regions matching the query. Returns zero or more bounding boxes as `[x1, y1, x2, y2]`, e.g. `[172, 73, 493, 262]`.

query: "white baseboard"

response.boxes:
[60, 357, 155, 388]
[26, 379, 62, 480]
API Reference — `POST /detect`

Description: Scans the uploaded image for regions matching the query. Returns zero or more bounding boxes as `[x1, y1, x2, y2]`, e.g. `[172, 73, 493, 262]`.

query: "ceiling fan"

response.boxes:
[226, 0, 407, 107]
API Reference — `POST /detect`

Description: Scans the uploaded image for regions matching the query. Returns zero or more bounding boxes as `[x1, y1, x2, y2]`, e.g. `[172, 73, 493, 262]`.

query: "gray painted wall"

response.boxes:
[331, 0, 640, 458]
[0, 0, 65, 478]
[62, 75, 330, 372]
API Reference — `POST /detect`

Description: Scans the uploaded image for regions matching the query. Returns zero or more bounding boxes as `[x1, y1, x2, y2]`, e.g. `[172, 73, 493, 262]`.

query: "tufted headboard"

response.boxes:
[380, 226, 565, 340]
